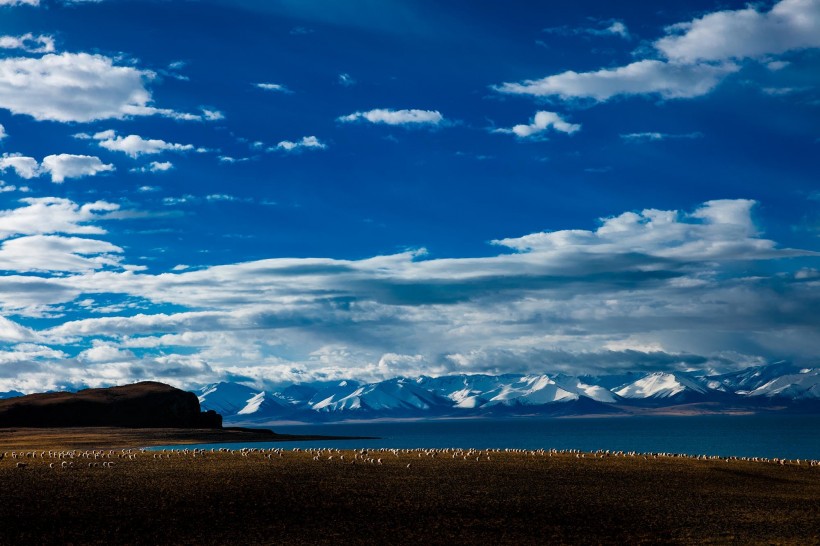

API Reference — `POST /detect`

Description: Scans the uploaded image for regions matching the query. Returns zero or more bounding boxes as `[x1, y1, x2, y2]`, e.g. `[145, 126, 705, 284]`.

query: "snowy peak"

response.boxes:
[552, 375, 617, 403]
[312, 379, 448, 413]
[748, 368, 820, 400]
[614, 372, 707, 399]
[485, 375, 579, 406]
[198, 382, 261, 416]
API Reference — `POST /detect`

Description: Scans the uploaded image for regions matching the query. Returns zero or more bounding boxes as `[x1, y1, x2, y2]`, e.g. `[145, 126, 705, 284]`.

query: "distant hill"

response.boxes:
[0, 382, 222, 429]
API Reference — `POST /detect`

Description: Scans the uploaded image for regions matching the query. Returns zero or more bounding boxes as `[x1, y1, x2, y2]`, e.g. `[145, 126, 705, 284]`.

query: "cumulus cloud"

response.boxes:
[0, 153, 113, 182]
[0, 153, 39, 179]
[273, 136, 326, 152]
[495, 60, 739, 101]
[494, 111, 581, 138]
[0, 53, 202, 122]
[0, 0, 39, 5]
[91, 131, 195, 158]
[78, 341, 135, 363]
[0, 33, 54, 53]
[655, 0, 820, 63]
[338, 108, 444, 126]
[131, 161, 173, 173]
[40, 154, 114, 183]
[0, 197, 118, 239]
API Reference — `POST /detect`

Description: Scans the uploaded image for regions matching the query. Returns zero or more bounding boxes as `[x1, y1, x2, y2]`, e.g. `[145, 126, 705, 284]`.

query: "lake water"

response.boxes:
[149, 415, 820, 460]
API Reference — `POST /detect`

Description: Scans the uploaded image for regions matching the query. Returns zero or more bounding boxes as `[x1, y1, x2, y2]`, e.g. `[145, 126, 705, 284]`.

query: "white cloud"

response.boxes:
[94, 131, 194, 158]
[494, 111, 581, 138]
[0, 316, 37, 342]
[495, 60, 739, 101]
[0, 197, 118, 239]
[274, 135, 326, 152]
[655, 0, 820, 63]
[338, 108, 444, 126]
[492, 199, 774, 261]
[0, 235, 123, 272]
[0, 124, 6, 140]
[1, 152, 114, 182]
[78, 341, 135, 363]
[0, 153, 39, 178]
[0, 0, 39, 5]
[497, 1, 820, 106]
[0, 53, 200, 122]
[202, 109, 224, 121]
[0, 33, 54, 53]
[131, 161, 173, 173]
[254, 82, 291, 93]
[40, 154, 114, 183]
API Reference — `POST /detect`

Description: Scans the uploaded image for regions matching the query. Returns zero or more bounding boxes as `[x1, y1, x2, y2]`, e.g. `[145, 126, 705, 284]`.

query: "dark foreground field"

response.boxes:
[1, 433, 819, 545]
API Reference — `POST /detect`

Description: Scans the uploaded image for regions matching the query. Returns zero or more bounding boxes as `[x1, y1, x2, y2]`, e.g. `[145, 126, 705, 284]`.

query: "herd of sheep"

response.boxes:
[1, 446, 818, 470]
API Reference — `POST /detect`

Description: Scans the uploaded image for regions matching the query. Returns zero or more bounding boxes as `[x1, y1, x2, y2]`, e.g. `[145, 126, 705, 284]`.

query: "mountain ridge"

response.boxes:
[196, 362, 820, 424]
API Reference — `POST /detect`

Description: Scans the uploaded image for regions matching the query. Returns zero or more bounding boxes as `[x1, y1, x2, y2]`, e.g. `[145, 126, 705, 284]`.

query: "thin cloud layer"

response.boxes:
[495, 60, 739, 101]
[339, 108, 444, 126]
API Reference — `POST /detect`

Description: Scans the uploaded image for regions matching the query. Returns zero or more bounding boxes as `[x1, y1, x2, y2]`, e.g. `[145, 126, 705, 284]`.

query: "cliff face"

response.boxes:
[0, 382, 222, 429]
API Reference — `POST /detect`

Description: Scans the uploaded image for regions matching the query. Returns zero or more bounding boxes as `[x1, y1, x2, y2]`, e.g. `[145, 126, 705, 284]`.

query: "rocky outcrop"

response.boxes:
[0, 382, 222, 428]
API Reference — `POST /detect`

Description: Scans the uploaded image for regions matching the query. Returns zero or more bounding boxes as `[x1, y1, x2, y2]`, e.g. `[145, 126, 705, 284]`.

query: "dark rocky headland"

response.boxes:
[0, 382, 221, 429]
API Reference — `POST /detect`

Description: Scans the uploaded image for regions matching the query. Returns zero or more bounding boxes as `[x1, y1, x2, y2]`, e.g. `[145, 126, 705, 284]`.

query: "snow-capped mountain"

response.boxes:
[198, 382, 292, 419]
[198, 382, 262, 416]
[196, 361, 820, 423]
[748, 368, 820, 400]
[312, 378, 450, 413]
[704, 361, 802, 394]
[614, 372, 707, 400]
[482, 375, 579, 407]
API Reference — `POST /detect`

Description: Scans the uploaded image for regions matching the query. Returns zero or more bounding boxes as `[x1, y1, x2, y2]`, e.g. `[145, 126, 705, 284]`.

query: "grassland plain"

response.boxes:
[1, 430, 819, 545]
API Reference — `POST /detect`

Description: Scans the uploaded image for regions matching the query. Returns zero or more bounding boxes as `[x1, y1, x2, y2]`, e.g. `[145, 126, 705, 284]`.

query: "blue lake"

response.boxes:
[150, 414, 820, 460]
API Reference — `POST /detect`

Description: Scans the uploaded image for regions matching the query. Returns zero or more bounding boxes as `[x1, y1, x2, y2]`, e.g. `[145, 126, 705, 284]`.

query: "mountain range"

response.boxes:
[196, 361, 820, 424]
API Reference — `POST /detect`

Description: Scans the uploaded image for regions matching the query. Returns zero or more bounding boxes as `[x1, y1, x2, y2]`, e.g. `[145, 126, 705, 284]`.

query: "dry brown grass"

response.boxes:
[1, 438, 818, 545]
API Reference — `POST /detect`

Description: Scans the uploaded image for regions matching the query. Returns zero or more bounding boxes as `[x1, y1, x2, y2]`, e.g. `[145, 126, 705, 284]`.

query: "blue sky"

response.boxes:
[0, 0, 817, 392]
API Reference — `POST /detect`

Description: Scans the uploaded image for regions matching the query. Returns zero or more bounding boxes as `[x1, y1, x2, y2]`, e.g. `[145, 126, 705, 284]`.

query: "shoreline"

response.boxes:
[0, 426, 377, 450]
